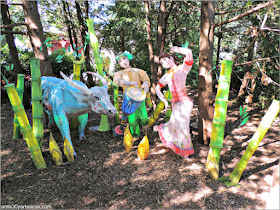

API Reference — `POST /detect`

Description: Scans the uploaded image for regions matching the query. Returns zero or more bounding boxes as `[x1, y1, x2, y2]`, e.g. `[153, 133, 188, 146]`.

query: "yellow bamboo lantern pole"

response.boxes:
[229, 99, 280, 185]
[87, 18, 110, 131]
[49, 132, 63, 166]
[30, 58, 44, 148]
[13, 74, 25, 139]
[145, 92, 153, 109]
[71, 61, 83, 128]
[206, 60, 233, 180]
[5, 84, 46, 169]
[147, 89, 171, 128]
[137, 135, 150, 160]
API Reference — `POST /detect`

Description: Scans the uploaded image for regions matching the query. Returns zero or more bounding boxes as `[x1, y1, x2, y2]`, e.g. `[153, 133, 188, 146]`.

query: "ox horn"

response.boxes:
[86, 71, 108, 90]
[60, 71, 92, 95]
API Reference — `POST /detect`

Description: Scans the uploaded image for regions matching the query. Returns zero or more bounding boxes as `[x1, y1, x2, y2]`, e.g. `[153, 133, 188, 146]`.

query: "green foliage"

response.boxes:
[49, 49, 75, 77]
[238, 106, 250, 128]
[1, 0, 278, 104]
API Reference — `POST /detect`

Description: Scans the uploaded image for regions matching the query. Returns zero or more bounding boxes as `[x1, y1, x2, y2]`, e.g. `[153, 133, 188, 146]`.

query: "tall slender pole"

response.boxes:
[148, 89, 171, 128]
[86, 18, 110, 131]
[71, 61, 82, 128]
[113, 82, 120, 125]
[229, 99, 280, 184]
[206, 60, 233, 180]
[13, 74, 25, 139]
[5, 84, 46, 169]
[30, 58, 44, 148]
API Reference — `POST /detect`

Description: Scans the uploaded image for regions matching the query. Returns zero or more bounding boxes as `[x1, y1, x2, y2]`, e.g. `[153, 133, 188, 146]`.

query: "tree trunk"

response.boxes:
[119, 30, 125, 53]
[22, 0, 53, 76]
[75, 0, 91, 71]
[149, 1, 166, 104]
[65, 0, 79, 59]
[144, 1, 155, 107]
[215, 32, 222, 67]
[1, 1, 24, 76]
[155, 0, 166, 81]
[84, 1, 91, 71]
[62, 0, 75, 53]
[198, 1, 215, 145]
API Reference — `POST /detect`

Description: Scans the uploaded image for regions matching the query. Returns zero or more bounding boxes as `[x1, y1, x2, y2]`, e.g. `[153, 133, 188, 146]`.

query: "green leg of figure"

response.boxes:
[128, 111, 140, 138]
[128, 101, 148, 137]
[138, 101, 149, 126]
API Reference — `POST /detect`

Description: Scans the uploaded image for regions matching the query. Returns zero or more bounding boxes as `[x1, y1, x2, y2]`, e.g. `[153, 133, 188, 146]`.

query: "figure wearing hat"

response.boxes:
[113, 51, 150, 137]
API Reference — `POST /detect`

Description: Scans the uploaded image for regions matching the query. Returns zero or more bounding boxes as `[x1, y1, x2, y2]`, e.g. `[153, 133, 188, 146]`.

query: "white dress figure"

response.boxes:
[154, 46, 194, 159]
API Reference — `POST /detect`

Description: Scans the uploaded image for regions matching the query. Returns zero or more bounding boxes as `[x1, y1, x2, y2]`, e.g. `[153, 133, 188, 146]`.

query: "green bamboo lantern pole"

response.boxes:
[229, 99, 280, 185]
[113, 82, 120, 125]
[206, 60, 233, 180]
[165, 91, 172, 122]
[148, 89, 171, 128]
[87, 18, 110, 132]
[30, 58, 44, 148]
[13, 74, 25, 139]
[71, 61, 82, 128]
[5, 84, 46, 169]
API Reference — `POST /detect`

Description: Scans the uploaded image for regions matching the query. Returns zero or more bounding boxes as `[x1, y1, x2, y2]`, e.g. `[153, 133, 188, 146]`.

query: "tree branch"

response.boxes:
[215, 1, 274, 27]
[234, 56, 280, 67]
[1, 3, 22, 6]
[1, 23, 27, 28]
[215, 6, 246, 15]
[233, 36, 258, 63]
[217, 56, 280, 68]
[252, 63, 280, 87]
[1, 30, 28, 35]
[268, 58, 280, 71]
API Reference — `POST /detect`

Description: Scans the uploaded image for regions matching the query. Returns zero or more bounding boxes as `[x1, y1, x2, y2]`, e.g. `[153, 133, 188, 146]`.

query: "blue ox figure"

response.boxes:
[41, 71, 117, 158]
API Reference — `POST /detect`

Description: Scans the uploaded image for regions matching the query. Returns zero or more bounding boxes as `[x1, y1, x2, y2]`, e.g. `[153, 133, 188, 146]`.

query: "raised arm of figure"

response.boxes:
[170, 46, 194, 73]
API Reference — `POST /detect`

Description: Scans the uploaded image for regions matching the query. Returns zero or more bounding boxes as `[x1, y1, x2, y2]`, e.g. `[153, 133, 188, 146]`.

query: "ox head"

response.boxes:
[60, 71, 117, 117]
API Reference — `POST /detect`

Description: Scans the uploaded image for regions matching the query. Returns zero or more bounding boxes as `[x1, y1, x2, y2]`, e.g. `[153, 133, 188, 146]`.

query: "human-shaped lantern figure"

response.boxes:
[113, 51, 150, 137]
[153, 46, 194, 159]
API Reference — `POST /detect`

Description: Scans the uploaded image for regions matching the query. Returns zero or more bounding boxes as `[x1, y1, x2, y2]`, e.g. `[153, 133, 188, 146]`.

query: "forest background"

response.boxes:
[1, 0, 279, 145]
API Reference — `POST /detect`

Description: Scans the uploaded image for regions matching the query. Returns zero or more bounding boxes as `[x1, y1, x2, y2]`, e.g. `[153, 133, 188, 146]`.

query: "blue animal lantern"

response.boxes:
[41, 71, 117, 158]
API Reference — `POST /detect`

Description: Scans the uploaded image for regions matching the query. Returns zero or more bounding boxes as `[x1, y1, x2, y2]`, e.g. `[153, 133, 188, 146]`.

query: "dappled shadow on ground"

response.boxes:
[1, 87, 279, 209]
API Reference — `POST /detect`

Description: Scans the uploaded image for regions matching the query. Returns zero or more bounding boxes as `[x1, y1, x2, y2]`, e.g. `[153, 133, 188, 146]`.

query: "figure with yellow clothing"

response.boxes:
[113, 51, 150, 137]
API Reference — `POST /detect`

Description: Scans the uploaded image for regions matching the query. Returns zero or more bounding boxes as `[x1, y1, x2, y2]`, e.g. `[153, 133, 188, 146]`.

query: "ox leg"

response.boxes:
[45, 110, 55, 128]
[53, 111, 77, 157]
[78, 113, 88, 140]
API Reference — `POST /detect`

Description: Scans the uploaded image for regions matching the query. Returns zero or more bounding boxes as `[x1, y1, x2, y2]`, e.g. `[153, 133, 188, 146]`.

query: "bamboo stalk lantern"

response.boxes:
[87, 18, 110, 131]
[206, 60, 233, 180]
[148, 89, 171, 128]
[49, 132, 63, 166]
[124, 125, 133, 153]
[165, 91, 172, 122]
[137, 135, 150, 160]
[145, 92, 153, 108]
[30, 58, 44, 148]
[73, 61, 82, 81]
[71, 61, 88, 129]
[229, 99, 280, 184]
[13, 74, 25, 139]
[5, 84, 46, 169]
[113, 82, 120, 125]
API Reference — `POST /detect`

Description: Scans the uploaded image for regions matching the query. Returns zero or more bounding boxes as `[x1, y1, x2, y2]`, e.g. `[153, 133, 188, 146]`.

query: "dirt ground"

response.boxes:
[1, 87, 279, 209]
